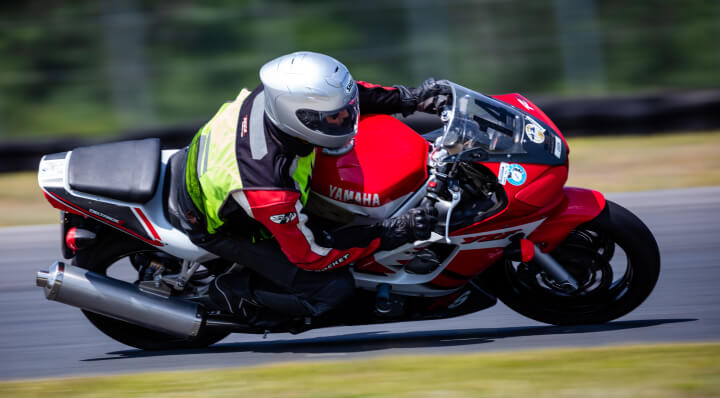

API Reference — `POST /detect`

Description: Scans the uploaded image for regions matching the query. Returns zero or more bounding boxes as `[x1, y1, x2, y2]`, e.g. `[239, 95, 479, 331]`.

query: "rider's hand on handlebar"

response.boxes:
[395, 78, 451, 116]
[413, 78, 451, 115]
[379, 206, 439, 250]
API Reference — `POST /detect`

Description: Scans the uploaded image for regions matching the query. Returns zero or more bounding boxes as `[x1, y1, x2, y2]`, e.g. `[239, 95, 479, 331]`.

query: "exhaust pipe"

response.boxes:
[36, 262, 204, 338]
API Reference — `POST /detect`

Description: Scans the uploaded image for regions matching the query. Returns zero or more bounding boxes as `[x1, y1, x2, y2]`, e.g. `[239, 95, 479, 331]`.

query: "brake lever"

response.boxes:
[444, 185, 462, 243]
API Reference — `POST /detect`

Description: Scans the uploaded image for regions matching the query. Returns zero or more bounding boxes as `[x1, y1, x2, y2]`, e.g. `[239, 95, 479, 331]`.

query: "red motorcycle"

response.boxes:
[36, 81, 660, 350]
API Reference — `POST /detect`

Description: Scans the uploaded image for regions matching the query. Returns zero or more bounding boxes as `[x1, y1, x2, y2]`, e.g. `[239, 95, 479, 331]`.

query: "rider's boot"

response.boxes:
[208, 267, 295, 330]
[208, 267, 262, 325]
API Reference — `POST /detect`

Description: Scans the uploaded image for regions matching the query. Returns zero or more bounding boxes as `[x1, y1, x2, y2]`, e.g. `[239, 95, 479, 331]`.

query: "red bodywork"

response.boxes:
[43, 190, 164, 247]
[312, 95, 606, 288]
[312, 115, 429, 208]
[42, 94, 606, 291]
[493, 93, 569, 153]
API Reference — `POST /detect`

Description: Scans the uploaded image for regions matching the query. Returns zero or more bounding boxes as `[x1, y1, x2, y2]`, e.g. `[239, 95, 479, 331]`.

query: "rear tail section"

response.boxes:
[38, 146, 166, 252]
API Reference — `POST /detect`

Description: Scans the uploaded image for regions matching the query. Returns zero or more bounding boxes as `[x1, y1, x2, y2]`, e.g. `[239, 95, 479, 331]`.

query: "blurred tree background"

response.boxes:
[0, 0, 718, 140]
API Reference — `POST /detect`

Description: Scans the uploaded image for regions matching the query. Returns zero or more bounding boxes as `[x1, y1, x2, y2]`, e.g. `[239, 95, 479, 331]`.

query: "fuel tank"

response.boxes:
[310, 115, 429, 222]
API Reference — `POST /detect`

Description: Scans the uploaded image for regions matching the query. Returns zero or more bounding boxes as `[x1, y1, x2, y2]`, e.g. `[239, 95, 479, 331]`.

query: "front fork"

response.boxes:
[426, 155, 595, 293]
[503, 187, 608, 293]
[423, 161, 461, 244]
[504, 238, 580, 292]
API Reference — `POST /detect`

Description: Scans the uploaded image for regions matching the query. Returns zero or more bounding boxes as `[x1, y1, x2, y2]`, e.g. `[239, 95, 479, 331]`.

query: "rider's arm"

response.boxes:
[356, 81, 409, 115]
[357, 79, 450, 116]
[235, 189, 381, 271]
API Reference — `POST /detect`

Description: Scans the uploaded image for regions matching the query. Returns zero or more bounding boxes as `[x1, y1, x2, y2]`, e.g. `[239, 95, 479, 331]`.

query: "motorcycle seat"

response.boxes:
[68, 138, 161, 203]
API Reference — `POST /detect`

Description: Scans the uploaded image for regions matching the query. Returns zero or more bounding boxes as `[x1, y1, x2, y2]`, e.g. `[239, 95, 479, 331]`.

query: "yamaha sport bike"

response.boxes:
[36, 81, 660, 350]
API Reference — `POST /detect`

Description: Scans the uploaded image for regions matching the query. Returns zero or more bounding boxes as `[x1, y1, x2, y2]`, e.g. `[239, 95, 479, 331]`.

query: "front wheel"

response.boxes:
[73, 228, 230, 350]
[488, 200, 660, 325]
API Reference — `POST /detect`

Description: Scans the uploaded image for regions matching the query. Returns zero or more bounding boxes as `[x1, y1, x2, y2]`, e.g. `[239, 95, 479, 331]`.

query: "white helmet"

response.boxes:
[260, 51, 359, 149]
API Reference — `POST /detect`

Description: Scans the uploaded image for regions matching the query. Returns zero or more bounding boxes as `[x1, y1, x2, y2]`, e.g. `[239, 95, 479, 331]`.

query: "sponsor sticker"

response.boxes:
[269, 212, 297, 224]
[553, 135, 563, 158]
[240, 116, 248, 138]
[517, 97, 534, 111]
[89, 208, 120, 223]
[498, 162, 527, 186]
[328, 185, 381, 207]
[525, 122, 545, 144]
[343, 75, 354, 94]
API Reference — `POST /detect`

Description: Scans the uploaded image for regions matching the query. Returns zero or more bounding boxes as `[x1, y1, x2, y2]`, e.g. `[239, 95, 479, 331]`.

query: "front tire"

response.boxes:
[489, 200, 660, 325]
[73, 229, 230, 350]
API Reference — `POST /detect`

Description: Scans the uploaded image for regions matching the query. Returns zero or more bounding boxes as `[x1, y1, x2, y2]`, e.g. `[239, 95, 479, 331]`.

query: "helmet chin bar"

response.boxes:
[321, 138, 355, 156]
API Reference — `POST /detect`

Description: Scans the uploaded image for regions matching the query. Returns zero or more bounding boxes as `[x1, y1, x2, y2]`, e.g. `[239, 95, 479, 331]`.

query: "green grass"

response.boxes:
[1, 343, 719, 397]
[566, 130, 720, 192]
[1, 130, 719, 226]
[0, 171, 60, 226]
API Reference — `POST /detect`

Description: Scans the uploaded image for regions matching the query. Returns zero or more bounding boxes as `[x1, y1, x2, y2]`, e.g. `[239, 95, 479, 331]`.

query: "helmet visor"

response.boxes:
[296, 97, 359, 137]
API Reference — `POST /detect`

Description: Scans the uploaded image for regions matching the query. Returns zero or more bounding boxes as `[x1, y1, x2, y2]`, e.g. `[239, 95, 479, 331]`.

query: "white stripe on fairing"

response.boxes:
[294, 200, 331, 257]
[452, 219, 546, 250]
[130, 207, 154, 238]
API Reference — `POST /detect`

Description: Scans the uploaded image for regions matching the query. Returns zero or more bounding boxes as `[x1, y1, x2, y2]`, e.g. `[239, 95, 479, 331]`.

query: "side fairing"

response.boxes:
[527, 187, 606, 252]
[311, 114, 429, 221]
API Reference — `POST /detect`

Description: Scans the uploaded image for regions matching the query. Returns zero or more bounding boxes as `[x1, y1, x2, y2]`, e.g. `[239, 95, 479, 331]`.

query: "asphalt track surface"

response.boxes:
[1, 187, 719, 380]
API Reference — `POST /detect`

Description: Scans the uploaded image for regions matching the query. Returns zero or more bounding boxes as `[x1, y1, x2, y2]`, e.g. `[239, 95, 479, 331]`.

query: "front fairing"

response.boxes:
[436, 82, 567, 165]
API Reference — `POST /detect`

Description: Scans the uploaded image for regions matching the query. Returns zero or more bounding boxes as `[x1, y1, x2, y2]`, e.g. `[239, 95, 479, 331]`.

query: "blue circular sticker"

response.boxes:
[507, 164, 527, 186]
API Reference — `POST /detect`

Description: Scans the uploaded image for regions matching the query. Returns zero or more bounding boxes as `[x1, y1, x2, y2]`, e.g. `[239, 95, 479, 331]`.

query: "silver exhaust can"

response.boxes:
[36, 262, 203, 338]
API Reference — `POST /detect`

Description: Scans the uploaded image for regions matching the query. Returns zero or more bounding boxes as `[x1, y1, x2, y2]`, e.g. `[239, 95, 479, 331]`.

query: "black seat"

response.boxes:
[68, 138, 161, 203]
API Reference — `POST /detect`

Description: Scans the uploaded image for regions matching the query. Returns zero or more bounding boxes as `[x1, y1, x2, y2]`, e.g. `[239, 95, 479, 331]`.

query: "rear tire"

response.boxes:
[73, 229, 230, 350]
[488, 200, 660, 325]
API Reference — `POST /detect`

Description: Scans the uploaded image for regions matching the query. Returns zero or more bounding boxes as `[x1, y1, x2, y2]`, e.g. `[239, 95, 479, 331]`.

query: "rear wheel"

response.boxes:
[73, 229, 230, 350]
[489, 200, 660, 325]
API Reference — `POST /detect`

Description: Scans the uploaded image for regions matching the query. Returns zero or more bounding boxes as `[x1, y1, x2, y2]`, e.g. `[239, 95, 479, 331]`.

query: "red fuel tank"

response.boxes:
[312, 115, 429, 216]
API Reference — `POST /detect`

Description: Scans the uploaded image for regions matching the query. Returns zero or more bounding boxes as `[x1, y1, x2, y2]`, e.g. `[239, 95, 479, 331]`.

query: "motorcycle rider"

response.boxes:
[167, 51, 448, 327]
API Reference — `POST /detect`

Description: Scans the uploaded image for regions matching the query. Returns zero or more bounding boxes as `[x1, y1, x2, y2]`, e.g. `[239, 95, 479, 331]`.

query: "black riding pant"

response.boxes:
[165, 149, 354, 318]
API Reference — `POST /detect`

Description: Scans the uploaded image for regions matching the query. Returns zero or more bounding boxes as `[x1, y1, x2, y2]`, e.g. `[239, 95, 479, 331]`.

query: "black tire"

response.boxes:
[488, 200, 660, 325]
[73, 229, 230, 350]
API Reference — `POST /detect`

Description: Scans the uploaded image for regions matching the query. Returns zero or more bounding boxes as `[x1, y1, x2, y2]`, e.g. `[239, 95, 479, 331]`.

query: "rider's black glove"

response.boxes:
[395, 78, 451, 116]
[379, 206, 439, 251]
